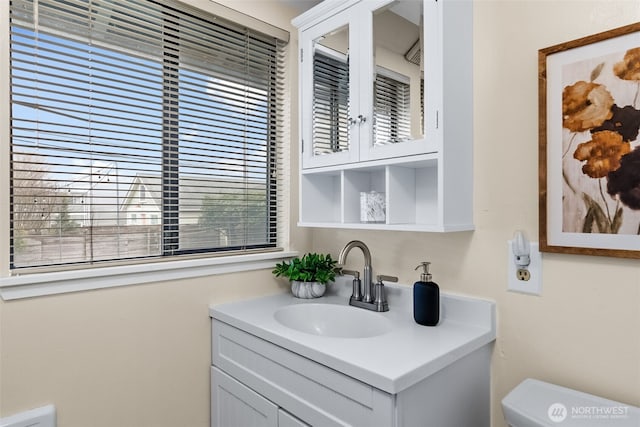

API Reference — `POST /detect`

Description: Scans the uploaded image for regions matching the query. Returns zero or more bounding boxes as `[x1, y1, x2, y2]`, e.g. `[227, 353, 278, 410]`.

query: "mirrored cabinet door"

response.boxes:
[300, 10, 361, 169]
[361, 0, 434, 162]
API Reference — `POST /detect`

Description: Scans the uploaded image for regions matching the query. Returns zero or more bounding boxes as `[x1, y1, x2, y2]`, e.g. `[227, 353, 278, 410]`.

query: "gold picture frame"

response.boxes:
[539, 22, 640, 258]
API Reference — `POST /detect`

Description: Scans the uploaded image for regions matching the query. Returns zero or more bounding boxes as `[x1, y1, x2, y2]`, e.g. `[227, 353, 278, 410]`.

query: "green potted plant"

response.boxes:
[272, 253, 338, 298]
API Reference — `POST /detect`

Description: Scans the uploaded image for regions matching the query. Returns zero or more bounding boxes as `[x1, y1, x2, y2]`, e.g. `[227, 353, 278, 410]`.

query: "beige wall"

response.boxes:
[0, 270, 289, 426]
[1, 1, 639, 427]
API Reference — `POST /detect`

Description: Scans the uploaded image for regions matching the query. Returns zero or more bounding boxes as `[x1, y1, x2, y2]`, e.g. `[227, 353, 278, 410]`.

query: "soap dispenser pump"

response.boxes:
[413, 262, 440, 326]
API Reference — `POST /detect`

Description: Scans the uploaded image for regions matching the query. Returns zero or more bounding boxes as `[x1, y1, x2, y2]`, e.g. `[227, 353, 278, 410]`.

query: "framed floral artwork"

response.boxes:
[539, 22, 640, 258]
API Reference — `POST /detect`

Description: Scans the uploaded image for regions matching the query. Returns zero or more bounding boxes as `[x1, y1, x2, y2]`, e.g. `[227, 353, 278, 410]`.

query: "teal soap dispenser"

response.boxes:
[413, 262, 439, 326]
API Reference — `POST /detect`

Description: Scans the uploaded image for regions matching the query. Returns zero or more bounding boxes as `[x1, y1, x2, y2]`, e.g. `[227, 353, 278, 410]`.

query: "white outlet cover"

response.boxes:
[507, 240, 542, 295]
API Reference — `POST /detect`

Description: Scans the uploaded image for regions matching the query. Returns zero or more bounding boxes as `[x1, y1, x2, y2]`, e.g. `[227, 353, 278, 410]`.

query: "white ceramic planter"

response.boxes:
[290, 281, 326, 298]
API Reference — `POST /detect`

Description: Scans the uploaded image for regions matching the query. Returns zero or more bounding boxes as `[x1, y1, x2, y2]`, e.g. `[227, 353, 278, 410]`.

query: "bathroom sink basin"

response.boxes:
[273, 303, 392, 338]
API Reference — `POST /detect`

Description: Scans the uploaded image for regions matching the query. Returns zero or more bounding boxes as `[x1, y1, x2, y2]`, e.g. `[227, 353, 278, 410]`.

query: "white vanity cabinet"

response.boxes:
[210, 284, 496, 427]
[211, 320, 491, 427]
[294, 0, 473, 232]
[211, 321, 394, 427]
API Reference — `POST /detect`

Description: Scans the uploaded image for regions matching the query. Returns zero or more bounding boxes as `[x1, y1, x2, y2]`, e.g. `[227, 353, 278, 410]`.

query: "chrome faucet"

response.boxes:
[338, 240, 395, 312]
[338, 240, 374, 303]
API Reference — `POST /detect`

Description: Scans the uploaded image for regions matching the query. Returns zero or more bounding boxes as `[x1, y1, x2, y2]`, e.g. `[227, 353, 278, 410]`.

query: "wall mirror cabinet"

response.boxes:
[294, 0, 473, 231]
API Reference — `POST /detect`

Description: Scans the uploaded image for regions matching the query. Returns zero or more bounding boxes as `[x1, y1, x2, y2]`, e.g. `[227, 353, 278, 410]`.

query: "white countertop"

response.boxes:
[209, 278, 496, 394]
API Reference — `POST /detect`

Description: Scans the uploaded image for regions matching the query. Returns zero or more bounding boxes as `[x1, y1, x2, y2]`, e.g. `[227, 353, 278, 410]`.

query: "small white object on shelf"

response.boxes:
[360, 191, 385, 223]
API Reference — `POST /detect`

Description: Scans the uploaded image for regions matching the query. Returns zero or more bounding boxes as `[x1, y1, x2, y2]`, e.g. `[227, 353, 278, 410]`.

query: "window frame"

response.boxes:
[0, 249, 297, 300]
[0, 0, 294, 298]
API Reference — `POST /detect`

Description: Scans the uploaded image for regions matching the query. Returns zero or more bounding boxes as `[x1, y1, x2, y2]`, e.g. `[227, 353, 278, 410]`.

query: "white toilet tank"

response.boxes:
[502, 378, 640, 427]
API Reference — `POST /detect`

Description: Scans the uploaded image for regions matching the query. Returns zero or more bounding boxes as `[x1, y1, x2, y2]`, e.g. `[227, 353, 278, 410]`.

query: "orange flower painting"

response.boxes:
[562, 81, 614, 132]
[562, 46, 640, 235]
[540, 24, 640, 258]
[613, 47, 640, 82]
[573, 130, 630, 179]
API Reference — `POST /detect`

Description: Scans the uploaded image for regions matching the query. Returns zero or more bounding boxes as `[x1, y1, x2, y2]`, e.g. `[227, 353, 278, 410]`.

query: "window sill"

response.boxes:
[0, 251, 297, 300]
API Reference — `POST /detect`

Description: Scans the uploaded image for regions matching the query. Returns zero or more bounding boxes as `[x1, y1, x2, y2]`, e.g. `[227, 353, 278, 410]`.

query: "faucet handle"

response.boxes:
[341, 269, 360, 279]
[376, 274, 398, 283]
[342, 269, 363, 302]
[373, 275, 393, 312]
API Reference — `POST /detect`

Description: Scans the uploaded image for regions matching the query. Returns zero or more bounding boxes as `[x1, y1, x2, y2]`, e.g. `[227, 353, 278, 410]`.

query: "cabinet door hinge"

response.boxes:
[301, 140, 304, 153]
[300, 48, 303, 63]
[436, 111, 439, 129]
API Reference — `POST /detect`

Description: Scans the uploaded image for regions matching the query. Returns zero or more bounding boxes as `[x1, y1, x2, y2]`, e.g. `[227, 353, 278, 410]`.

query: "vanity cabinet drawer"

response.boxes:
[211, 367, 278, 427]
[212, 320, 393, 427]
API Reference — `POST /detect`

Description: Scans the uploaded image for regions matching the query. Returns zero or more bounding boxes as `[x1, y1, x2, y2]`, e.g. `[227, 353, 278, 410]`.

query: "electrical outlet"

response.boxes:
[516, 268, 530, 281]
[507, 240, 542, 295]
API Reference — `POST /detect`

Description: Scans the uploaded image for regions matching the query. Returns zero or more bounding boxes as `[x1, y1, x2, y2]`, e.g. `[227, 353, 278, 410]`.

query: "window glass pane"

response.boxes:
[11, 29, 164, 267]
[178, 68, 272, 251]
[9, 0, 284, 270]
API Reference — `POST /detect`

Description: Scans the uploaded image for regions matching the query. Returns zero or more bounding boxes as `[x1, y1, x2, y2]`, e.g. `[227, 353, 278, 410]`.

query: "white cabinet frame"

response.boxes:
[294, 0, 473, 232]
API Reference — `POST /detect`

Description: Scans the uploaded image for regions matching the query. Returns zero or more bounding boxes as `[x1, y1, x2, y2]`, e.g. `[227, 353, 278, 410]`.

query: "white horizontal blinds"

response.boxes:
[312, 50, 349, 155]
[9, 0, 286, 269]
[374, 72, 411, 145]
[11, 0, 165, 268]
[173, 6, 282, 252]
